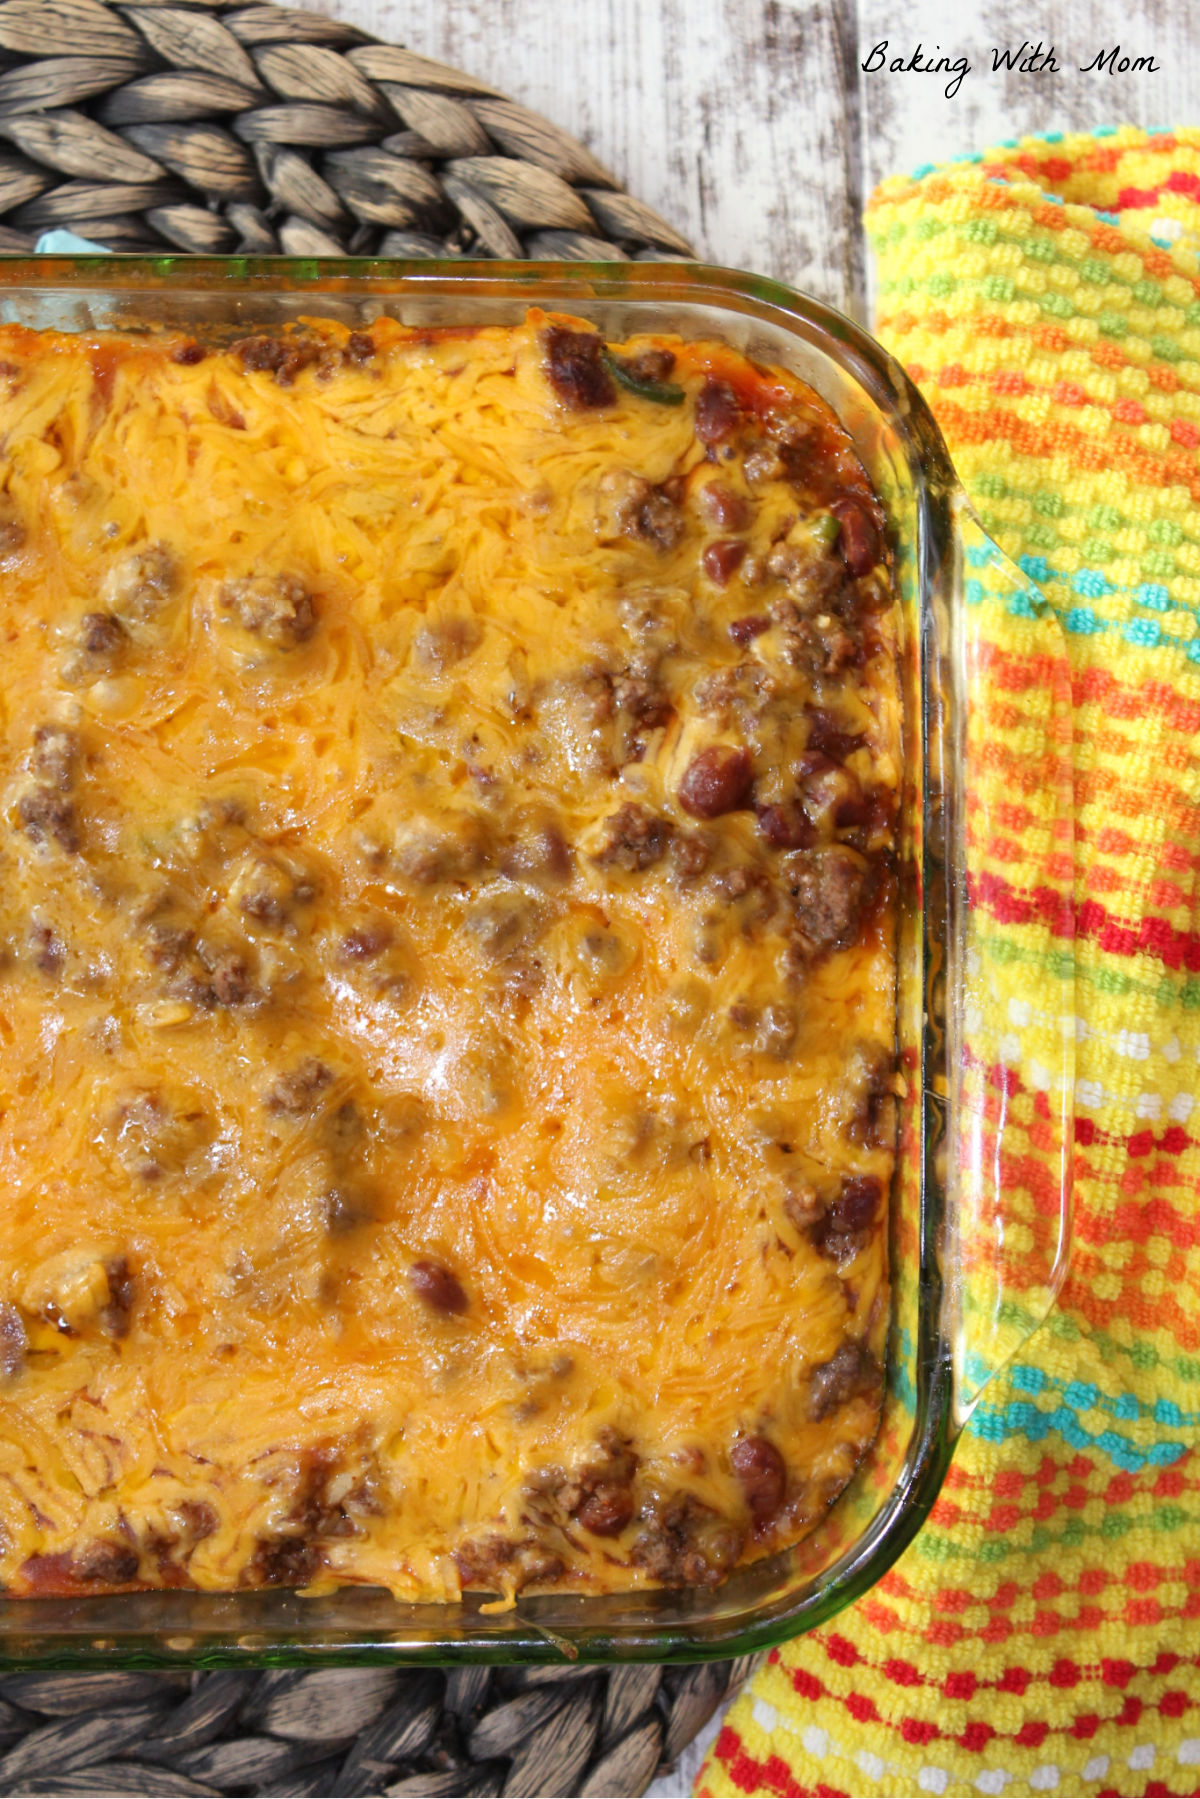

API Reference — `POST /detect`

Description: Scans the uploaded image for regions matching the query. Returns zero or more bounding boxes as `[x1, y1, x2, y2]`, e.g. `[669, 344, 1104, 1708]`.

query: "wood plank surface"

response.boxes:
[299, 0, 1200, 321]
[293, 0, 864, 307]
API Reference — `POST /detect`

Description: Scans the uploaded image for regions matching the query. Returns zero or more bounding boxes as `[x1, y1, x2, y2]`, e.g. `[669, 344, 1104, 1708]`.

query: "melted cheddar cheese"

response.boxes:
[0, 310, 898, 1601]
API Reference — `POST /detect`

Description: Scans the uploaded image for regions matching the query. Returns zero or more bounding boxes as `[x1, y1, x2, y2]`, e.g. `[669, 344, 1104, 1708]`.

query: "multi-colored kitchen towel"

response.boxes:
[700, 125, 1200, 1799]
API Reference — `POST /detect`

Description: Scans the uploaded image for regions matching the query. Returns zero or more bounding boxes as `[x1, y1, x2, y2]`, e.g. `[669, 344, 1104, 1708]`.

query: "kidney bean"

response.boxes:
[543, 326, 616, 409]
[835, 793, 872, 829]
[16, 1552, 77, 1595]
[794, 747, 836, 780]
[678, 745, 753, 818]
[729, 613, 770, 645]
[702, 538, 748, 586]
[806, 707, 865, 764]
[576, 1482, 635, 1537]
[731, 1435, 787, 1528]
[695, 378, 741, 445]
[701, 482, 750, 530]
[830, 495, 880, 577]
[828, 1173, 883, 1234]
[411, 1259, 468, 1315]
[757, 801, 814, 850]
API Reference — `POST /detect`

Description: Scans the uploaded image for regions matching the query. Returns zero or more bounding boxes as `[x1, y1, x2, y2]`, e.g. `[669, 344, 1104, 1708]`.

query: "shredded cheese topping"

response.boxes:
[0, 310, 897, 1600]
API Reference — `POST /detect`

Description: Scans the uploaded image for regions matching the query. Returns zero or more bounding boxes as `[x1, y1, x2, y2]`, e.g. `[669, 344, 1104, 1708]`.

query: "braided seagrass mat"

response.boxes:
[0, 0, 695, 257]
[0, 4, 766, 1796]
[0, 1661, 759, 1795]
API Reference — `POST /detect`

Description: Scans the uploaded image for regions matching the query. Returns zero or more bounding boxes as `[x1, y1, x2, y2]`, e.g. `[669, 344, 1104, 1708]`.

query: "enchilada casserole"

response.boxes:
[0, 309, 899, 1601]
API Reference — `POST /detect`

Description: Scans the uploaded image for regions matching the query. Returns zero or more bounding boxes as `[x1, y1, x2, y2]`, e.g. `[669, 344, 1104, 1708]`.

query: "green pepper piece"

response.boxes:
[602, 348, 686, 406]
[810, 511, 840, 549]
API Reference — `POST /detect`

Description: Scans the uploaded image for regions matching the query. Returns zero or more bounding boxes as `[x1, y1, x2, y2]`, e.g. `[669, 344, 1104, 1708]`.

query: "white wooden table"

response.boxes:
[303, 0, 1199, 321]
[285, 0, 1198, 1788]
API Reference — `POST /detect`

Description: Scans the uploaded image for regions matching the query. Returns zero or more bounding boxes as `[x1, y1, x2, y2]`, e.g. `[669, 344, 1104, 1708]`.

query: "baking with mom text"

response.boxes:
[861, 40, 1161, 101]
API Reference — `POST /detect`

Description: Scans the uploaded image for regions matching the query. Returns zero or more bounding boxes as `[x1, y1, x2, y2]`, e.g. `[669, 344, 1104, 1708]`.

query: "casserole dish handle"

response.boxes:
[943, 511, 1075, 1426]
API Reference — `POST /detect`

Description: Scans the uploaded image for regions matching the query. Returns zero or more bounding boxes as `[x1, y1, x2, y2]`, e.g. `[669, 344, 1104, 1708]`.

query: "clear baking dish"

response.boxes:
[0, 256, 1074, 1670]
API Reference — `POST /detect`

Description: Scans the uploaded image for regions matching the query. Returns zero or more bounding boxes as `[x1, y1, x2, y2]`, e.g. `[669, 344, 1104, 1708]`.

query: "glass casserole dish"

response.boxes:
[0, 256, 1074, 1670]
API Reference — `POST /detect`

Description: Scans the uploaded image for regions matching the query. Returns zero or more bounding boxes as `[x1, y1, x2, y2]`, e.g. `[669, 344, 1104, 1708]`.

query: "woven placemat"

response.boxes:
[0, 0, 695, 258]
[0, 1660, 759, 1796]
[0, 5, 759, 1797]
